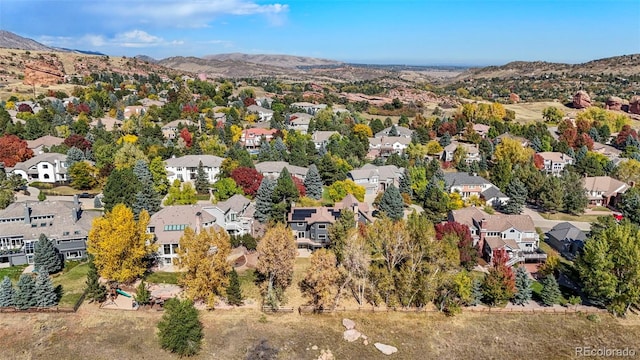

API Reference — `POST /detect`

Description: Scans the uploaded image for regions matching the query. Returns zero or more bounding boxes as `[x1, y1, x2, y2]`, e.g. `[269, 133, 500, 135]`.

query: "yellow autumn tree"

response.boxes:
[494, 137, 534, 166]
[87, 204, 155, 283]
[176, 227, 231, 308]
[230, 125, 243, 143]
[257, 223, 297, 308]
[353, 123, 373, 140]
[299, 249, 341, 310]
[327, 180, 366, 202]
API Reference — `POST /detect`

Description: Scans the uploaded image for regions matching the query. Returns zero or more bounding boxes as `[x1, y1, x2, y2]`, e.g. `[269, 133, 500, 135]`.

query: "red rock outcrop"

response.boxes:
[573, 90, 592, 109]
[630, 96, 640, 115]
[23, 60, 64, 86]
[605, 96, 623, 111]
[509, 93, 521, 103]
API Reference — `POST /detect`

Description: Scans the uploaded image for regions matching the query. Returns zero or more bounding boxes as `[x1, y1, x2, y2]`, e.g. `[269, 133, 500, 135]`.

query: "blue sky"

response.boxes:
[0, 0, 638, 65]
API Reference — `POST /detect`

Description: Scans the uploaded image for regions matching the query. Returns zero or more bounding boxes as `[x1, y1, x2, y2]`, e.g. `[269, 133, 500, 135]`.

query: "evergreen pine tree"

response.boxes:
[85, 256, 106, 303]
[271, 168, 300, 222]
[194, 160, 210, 194]
[257, 141, 273, 162]
[502, 177, 527, 214]
[563, 171, 588, 215]
[132, 160, 161, 218]
[540, 176, 564, 213]
[157, 298, 203, 357]
[254, 178, 275, 223]
[471, 278, 483, 306]
[399, 169, 412, 196]
[66, 146, 85, 169]
[512, 266, 532, 305]
[273, 137, 288, 161]
[103, 168, 141, 211]
[34, 234, 62, 275]
[34, 271, 58, 307]
[439, 132, 451, 147]
[303, 164, 323, 200]
[93, 196, 103, 208]
[135, 280, 151, 305]
[540, 275, 562, 306]
[378, 184, 404, 221]
[388, 125, 399, 136]
[0, 276, 15, 307]
[13, 274, 36, 309]
[226, 268, 244, 306]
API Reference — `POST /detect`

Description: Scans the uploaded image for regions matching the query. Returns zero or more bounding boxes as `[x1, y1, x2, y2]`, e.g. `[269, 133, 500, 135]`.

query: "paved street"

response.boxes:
[15, 186, 100, 210]
[522, 206, 591, 233]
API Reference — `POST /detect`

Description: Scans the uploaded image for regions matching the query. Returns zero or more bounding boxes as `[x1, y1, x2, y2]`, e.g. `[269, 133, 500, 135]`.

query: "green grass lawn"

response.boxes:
[0, 264, 28, 281]
[237, 269, 261, 302]
[52, 262, 90, 307]
[144, 271, 179, 284]
[41, 186, 98, 196]
[540, 212, 602, 222]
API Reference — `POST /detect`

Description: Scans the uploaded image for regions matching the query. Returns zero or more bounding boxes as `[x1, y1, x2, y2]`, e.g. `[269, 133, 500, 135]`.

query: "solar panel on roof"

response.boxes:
[291, 209, 316, 221]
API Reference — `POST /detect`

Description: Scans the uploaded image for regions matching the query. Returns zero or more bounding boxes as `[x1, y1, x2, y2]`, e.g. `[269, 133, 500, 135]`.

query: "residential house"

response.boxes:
[536, 152, 573, 175]
[165, 155, 223, 184]
[246, 105, 274, 123]
[288, 194, 374, 249]
[255, 161, 308, 180]
[90, 117, 123, 131]
[546, 222, 587, 260]
[203, 195, 254, 236]
[472, 124, 491, 138]
[26, 135, 64, 155]
[9, 153, 68, 184]
[287, 112, 313, 134]
[147, 205, 218, 267]
[348, 164, 403, 195]
[161, 119, 197, 140]
[374, 126, 414, 139]
[123, 105, 146, 119]
[139, 98, 166, 107]
[240, 128, 277, 153]
[311, 131, 339, 150]
[0, 197, 99, 266]
[449, 207, 544, 265]
[291, 102, 327, 115]
[368, 136, 411, 158]
[495, 133, 529, 147]
[583, 176, 630, 207]
[442, 141, 481, 163]
[592, 142, 622, 161]
[255, 97, 273, 108]
[442, 172, 509, 207]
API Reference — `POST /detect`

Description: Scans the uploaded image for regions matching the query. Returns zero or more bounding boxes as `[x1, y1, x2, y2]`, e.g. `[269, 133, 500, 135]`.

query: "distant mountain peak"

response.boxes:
[0, 29, 57, 51]
[203, 53, 342, 68]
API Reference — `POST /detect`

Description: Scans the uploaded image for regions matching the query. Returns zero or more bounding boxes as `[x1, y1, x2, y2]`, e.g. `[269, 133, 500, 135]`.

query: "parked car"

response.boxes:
[78, 192, 95, 198]
[13, 185, 27, 192]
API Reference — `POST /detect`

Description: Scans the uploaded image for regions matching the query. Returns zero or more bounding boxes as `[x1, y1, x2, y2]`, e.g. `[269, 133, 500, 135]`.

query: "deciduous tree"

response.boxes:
[69, 161, 97, 190]
[482, 250, 515, 306]
[102, 168, 140, 211]
[539, 176, 564, 213]
[176, 227, 231, 308]
[435, 222, 478, 270]
[299, 249, 341, 310]
[326, 179, 365, 202]
[212, 177, 243, 202]
[256, 223, 297, 309]
[0, 134, 33, 167]
[562, 171, 588, 215]
[88, 204, 155, 283]
[164, 180, 197, 205]
[231, 167, 264, 197]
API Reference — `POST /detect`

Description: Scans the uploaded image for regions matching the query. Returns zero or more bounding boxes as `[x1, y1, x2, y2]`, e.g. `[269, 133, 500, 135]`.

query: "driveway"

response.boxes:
[522, 206, 591, 232]
[15, 186, 100, 210]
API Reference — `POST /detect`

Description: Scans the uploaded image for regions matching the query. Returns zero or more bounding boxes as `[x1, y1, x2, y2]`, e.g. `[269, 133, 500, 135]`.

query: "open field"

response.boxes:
[0, 305, 638, 360]
[52, 262, 89, 306]
[504, 101, 574, 123]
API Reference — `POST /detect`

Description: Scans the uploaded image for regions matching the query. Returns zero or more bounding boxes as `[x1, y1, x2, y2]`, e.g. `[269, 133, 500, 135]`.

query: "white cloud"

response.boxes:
[40, 30, 181, 49]
[85, 0, 289, 28]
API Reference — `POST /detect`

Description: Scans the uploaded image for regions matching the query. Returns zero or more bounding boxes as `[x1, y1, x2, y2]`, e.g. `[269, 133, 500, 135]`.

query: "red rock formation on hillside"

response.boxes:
[509, 93, 521, 103]
[23, 60, 64, 86]
[605, 96, 623, 111]
[630, 96, 640, 115]
[573, 90, 592, 109]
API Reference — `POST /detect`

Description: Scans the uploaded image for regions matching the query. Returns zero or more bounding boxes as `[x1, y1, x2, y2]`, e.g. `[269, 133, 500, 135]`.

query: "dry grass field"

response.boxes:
[0, 306, 638, 360]
[505, 101, 574, 123]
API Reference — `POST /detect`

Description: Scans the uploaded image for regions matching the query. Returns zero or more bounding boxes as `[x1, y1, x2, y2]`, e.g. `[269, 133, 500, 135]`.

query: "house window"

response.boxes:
[66, 251, 81, 258]
[171, 244, 179, 253]
[43, 174, 50, 179]
[297, 222, 304, 227]
[317, 224, 326, 229]
[63, 231, 70, 236]
[148, 226, 155, 233]
[74, 230, 80, 235]
[42, 164, 48, 169]
[163, 244, 171, 255]
[40, 223, 47, 227]
[317, 234, 327, 240]
[31, 224, 37, 228]
[297, 232, 305, 239]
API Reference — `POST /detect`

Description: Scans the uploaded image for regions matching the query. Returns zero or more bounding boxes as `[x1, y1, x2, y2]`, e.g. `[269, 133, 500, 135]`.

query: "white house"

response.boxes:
[161, 119, 197, 140]
[347, 164, 403, 195]
[442, 142, 481, 163]
[288, 112, 313, 134]
[164, 155, 224, 184]
[203, 195, 254, 236]
[311, 131, 340, 150]
[246, 105, 274, 123]
[442, 172, 509, 207]
[368, 136, 411, 156]
[535, 152, 573, 175]
[255, 161, 308, 180]
[375, 126, 414, 139]
[291, 102, 327, 115]
[9, 153, 68, 184]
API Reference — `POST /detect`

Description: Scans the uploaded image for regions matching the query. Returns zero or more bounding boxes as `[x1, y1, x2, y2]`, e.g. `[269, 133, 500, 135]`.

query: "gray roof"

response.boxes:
[547, 222, 587, 242]
[348, 164, 403, 182]
[368, 136, 411, 147]
[165, 155, 223, 168]
[148, 205, 217, 245]
[375, 126, 414, 138]
[247, 105, 274, 114]
[214, 194, 250, 214]
[26, 135, 64, 149]
[443, 172, 492, 188]
[9, 153, 66, 172]
[0, 200, 99, 241]
[162, 119, 196, 129]
[481, 186, 508, 200]
[312, 131, 339, 143]
[255, 161, 308, 177]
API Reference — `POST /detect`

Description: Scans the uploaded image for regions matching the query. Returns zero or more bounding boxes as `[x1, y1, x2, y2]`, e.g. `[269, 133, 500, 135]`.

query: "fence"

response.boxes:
[294, 305, 609, 315]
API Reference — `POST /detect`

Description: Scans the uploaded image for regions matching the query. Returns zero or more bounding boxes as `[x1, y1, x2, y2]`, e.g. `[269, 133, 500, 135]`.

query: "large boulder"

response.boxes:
[509, 93, 521, 103]
[374, 343, 398, 355]
[573, 90, 592, 109]
[23, 61, 64, 86]
[630, 96, 640, 115]
[343, 329, 361, 342]
[342, 318, 356, 330]
[605, 96, 623, 111]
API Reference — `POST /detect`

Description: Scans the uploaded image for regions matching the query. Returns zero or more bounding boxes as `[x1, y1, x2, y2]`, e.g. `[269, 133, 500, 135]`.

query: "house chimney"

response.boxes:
[72, 207, 79, 223]
[24, 203, 31, 224]
[73, 194, 80, 208]
[477, 218, 487, 257]
[195, 211, 202, 233]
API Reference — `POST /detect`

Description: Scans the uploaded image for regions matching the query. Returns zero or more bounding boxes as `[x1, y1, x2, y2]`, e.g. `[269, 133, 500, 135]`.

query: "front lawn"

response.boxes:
[145, 271, 179, 284]
[52, 262, 90, 307]
[539, 212, 602, 222]
[0, 264, 28, 281]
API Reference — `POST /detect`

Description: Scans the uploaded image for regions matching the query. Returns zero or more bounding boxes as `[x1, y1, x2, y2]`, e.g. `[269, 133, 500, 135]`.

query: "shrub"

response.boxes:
[157, 298, 203, 357]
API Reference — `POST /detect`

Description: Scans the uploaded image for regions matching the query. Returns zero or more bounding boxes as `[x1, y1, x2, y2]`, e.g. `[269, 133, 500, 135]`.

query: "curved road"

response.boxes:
[522, 206, 591, 232]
